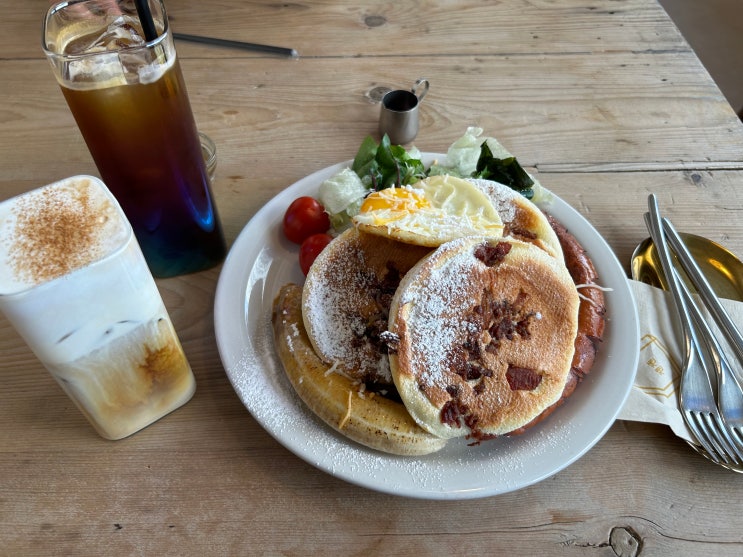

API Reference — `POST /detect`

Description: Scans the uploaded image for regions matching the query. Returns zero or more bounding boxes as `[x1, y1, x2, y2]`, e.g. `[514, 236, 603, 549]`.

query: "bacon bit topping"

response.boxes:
[506, 365, 542, 391]
[348, 263, 405, 375]
[437, 275, 541, 438]
[360, 317, 389, 353]
[473, 241, 511, 267]
[457, 362, 492, 381]
[440, 399, 469, 427]
[486, 291, 536, 347]
[508, 226, 538, 240]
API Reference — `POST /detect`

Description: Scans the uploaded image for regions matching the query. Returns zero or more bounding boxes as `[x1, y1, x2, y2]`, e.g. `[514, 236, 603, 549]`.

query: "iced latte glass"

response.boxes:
[0, 176, 195, 439]
[42, 0, 226, 278]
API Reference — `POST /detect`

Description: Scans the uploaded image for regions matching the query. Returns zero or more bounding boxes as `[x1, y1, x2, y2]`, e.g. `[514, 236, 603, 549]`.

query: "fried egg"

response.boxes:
[352, 175, 504, 247]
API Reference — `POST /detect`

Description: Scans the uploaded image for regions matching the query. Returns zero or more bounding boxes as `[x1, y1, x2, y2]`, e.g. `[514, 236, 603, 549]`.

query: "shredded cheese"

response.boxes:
[576, 283, 614, 292]
[576, 282, 613, 307]
[324, 360, 357, 381]
[324, 360, 340, 377]
[338, 390, 353, 429]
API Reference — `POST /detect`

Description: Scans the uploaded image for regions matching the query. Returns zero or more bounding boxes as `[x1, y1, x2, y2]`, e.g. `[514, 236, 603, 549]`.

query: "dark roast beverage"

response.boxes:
[43, 0, 226, 277]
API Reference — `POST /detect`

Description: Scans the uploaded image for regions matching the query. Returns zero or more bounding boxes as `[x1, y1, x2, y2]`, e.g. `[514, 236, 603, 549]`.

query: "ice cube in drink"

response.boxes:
[63, 16, 146, 55]
[0, 176, 195, 439]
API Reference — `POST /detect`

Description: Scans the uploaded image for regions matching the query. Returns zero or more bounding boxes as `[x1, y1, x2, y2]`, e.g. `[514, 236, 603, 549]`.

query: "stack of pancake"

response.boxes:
[272, 175, 605, 455]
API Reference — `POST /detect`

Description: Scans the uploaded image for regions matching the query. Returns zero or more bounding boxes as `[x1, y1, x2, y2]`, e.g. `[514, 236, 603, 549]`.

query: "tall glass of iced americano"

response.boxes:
[42, 0, 226, 278]
[0, 176, 195, 439]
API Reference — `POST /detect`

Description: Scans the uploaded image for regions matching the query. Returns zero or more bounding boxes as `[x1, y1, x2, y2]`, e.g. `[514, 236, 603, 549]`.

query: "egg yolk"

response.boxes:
[359, 188, 430, 214]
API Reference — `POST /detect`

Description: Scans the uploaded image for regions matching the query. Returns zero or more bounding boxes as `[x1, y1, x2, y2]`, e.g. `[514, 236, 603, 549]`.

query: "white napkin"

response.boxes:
[619, 279, 743, 443]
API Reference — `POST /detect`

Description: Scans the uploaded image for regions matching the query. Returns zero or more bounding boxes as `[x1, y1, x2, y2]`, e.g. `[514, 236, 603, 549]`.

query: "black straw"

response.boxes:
[134, 0, 159, 42]
[173, 32, 299, 59]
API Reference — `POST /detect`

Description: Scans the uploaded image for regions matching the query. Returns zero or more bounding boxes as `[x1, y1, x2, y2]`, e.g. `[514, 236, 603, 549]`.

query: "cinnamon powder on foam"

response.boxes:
[7, 185, 113, 286]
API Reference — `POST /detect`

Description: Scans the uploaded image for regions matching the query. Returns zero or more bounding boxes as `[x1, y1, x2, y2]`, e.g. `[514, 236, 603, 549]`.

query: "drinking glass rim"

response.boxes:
[41, 0, 170, 58]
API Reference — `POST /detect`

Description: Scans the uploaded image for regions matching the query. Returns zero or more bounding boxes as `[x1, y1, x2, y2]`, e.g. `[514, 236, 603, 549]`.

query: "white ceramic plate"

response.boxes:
[214, 155, 640, 500]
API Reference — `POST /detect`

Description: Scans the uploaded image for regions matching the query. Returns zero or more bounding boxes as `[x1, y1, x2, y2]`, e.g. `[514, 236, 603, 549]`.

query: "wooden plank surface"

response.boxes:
[4, 53, 743, 175]
[11, 1, 689, 60]
[2, 1, 743, 555]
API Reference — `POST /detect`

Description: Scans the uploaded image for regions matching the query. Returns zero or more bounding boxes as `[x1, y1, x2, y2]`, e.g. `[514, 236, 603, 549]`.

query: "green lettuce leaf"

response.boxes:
[472, 142, 535, 199]
[351, 134, 426, 190]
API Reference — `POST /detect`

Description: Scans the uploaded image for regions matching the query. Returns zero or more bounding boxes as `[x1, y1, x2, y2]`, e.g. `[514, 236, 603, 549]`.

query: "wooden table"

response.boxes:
[3, 1, 743, 554]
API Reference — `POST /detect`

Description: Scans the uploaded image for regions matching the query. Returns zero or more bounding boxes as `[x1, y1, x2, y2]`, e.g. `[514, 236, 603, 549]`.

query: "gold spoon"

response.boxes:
[631, 232, 743, 301]
[631, 232, 743, 471]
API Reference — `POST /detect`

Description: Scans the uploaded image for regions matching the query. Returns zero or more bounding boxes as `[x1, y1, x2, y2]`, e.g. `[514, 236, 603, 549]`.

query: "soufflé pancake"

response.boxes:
[387, 236, 580, 440]
[302, 227, 432, 386]
[468, 178, 563, 260]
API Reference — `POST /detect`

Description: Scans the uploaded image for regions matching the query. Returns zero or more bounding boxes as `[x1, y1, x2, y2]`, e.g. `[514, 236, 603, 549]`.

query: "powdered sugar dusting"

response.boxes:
[399, 238, 480, 388]
[304, 236, 393, 383]
[468, 179, 519, 225]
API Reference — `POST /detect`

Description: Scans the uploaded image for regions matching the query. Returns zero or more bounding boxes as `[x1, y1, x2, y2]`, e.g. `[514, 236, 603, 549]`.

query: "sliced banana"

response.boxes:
[272, 283, 448, 456]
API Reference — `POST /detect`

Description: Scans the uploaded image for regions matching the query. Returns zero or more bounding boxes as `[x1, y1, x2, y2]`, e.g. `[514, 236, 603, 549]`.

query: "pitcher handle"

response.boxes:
[412, 78, 429, 101]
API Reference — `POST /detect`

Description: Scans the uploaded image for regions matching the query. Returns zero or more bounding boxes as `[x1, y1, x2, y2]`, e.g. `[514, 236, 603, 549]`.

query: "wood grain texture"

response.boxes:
[2, 1, 743, 555]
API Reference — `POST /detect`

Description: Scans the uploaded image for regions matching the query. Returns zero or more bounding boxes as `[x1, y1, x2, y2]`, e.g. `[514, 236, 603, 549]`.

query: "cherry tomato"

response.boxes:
[282, 196, 330, 244]
[299, 233, 333, 275]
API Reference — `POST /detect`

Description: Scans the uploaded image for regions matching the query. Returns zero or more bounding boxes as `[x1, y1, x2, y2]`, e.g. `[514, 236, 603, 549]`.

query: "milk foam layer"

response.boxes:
[0, 175, 130, 295]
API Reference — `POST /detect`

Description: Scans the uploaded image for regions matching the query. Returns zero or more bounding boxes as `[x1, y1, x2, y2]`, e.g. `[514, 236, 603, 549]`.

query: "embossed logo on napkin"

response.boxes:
[637, 333, 681, 400]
